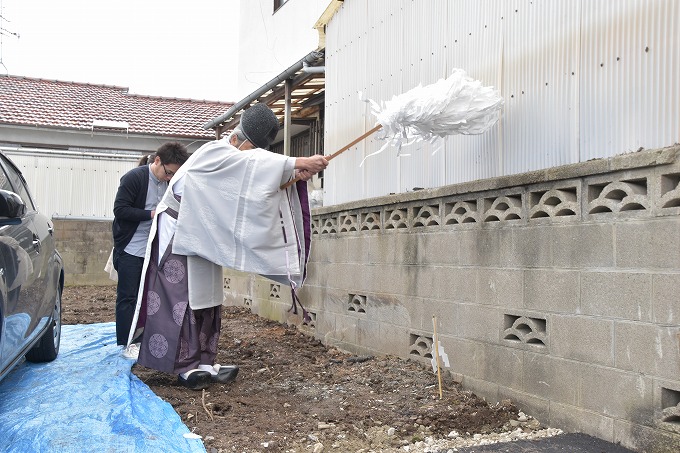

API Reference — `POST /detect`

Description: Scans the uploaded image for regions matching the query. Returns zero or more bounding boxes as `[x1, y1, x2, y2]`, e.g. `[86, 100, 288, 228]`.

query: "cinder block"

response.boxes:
[356, 318, 381, 350]
[523, 353, 580, 405]
[550, 315, 614, 366]
[459, 375, 500, 405]
[615, 322, 680, 380]
[439, 335, 481, 377]
[500, 226, 552, 268]
[581, 271, 652, 321]
[616, 219, 680, 269]
[524, 269, 580, 313]
[385, 264, 437, 298]
[614, 419, 680, 453]
[477, 268, 523, 308]
[423, 299, 459, 336]
[314, 310, 335, 342]
[552, 224, 614, 268]
[652, 273, 680, 324]
[325, 262, 357, 290]
[548, 401, 614, 441]
[432, 266, 477, 302]
[404, 265, 443, 300]
[308, 237, 330, 263]
[497, 387, 550, 424]
[332, 313, 358, 345]
[457, 303, 500, 343]
[458, 229, 504, 267]
[320, 288, 353, 315]
[478, 344, 524, 390]
[346, 236, 370, 264]
[296, 285, 324, 311]
[365, 293, 410, 327]
[580, 364, 654, 424]
[416, 231, 460, 266]
[376, 322, 410, 357]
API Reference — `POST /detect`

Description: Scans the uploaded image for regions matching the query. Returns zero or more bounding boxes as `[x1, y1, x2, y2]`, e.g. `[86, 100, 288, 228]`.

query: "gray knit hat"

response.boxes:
[240, 103, 280, 149]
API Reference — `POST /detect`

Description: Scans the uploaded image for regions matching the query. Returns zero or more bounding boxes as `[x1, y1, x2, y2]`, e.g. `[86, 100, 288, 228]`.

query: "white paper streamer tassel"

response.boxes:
[362, 69, 503, 161]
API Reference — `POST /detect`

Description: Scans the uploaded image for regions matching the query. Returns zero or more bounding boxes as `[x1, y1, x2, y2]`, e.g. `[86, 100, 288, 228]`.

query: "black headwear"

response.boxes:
[240, 103, 280, 149]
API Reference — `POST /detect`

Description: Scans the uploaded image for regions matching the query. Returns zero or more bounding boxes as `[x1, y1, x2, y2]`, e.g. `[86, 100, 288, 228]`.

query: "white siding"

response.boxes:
[4, 149, 139, 219]
[324, 0, 680, 205]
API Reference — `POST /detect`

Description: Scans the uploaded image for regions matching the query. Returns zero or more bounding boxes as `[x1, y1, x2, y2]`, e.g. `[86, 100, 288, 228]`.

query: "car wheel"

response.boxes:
[26, 286, 62, 363]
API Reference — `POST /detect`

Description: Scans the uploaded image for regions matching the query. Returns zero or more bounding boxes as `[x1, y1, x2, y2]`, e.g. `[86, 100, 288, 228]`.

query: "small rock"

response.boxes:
[387, 427, 396, 436]
[518, 411, 528, 422]
[313, 442, 324, 453]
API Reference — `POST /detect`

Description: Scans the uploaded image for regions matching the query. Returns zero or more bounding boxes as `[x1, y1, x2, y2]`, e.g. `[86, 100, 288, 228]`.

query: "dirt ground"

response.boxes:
[62, 285, 538, 453]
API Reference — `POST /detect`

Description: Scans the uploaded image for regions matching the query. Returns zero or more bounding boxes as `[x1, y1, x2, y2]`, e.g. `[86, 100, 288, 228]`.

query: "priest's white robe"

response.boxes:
[128, 138, 310, 346]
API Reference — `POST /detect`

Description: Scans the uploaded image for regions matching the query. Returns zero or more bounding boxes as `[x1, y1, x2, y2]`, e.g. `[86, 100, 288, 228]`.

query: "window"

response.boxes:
[274, 0, 289, 12]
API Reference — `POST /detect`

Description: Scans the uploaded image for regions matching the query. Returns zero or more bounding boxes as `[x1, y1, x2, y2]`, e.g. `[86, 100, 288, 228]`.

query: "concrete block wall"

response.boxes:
[227, 146, 680, 453]
[53, 219, 114, 286]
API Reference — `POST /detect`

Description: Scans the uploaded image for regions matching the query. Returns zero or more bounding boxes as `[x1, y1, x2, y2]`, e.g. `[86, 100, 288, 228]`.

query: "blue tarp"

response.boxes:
[0, 322, 205, 453]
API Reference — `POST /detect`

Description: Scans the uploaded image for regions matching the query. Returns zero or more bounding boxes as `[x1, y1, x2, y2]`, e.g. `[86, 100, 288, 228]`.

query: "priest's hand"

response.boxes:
[295, 155, 328, 175]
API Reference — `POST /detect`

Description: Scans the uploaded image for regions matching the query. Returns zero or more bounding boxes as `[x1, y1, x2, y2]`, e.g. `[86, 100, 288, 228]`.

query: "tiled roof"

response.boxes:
[0, 74, 233, 139]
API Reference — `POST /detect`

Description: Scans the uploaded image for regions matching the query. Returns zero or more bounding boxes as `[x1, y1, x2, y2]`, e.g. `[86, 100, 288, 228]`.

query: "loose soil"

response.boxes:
[62, 286, 531, 453]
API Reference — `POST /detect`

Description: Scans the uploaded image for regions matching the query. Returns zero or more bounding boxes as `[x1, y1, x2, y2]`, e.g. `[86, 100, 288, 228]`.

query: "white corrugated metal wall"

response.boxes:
[3, 148, 139, 219]
[324, 0, 679, 205]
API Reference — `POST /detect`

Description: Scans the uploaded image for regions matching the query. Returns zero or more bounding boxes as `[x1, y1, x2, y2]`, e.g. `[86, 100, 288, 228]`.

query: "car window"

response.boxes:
[0, 165, 12, 191]
[0, 155, 35, 211]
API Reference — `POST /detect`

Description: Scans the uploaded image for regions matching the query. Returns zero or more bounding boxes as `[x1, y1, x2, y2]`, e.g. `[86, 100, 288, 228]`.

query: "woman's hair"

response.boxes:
[137, 154, 152, 166]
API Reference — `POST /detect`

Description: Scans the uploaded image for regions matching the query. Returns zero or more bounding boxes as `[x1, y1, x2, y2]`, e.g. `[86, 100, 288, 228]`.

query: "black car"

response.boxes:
[0, 151, 64, 382]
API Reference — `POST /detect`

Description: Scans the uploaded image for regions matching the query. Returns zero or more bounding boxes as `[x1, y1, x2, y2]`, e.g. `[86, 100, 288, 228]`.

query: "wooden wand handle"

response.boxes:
[280, 124, 383, 190]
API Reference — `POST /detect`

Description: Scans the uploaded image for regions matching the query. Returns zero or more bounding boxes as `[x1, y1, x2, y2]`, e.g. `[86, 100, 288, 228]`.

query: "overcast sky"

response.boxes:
[0, 0, 241, 102]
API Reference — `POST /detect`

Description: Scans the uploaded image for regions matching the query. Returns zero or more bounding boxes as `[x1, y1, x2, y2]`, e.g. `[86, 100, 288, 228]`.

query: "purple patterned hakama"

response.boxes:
[136, 210, 221, 374]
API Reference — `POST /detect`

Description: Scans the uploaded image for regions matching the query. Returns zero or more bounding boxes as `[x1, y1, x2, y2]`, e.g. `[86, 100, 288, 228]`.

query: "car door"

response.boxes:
[0, 155, 45, 367]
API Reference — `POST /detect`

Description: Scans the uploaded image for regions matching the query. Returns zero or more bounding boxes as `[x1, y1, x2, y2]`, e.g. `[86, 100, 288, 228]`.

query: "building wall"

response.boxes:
[236, 0, 329, 97]
[323, 0, 680, 205]
[223, 146, 680, 453]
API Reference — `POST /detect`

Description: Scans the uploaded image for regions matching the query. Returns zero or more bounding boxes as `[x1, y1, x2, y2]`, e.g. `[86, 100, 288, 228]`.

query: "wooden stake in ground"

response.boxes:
[280, 68, 503, 190]
[432, 315, 443, 400]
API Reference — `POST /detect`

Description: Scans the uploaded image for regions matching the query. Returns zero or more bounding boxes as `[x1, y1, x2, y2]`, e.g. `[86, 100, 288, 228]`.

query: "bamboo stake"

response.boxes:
[280, 124, 383, 190]
[432, 315, 443, 399]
